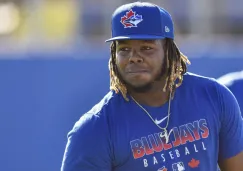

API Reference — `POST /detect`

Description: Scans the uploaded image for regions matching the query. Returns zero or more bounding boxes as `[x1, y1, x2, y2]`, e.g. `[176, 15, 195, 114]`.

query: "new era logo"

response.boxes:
[165, 26, 170, 32]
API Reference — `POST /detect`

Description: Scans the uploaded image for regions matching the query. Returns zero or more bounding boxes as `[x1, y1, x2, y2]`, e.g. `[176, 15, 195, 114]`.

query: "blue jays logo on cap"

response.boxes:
[120, 9, 143, 28]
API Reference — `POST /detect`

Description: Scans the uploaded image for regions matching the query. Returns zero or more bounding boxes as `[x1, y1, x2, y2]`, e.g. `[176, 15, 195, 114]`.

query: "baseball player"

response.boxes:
[61, 2, 243, 171]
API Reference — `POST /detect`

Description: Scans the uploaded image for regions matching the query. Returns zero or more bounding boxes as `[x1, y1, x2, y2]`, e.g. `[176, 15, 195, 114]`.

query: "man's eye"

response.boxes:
[119, 47, 130, 51]
[141, 46, 152, 50]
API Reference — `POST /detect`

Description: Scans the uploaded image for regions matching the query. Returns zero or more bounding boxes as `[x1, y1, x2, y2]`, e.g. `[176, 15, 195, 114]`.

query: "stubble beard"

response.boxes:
[117, 64, 167, 93]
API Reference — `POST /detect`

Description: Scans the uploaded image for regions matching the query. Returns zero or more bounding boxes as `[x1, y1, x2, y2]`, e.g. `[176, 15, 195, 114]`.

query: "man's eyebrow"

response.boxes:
[142, 40, 157, 44]
[116, 40, 127, 45]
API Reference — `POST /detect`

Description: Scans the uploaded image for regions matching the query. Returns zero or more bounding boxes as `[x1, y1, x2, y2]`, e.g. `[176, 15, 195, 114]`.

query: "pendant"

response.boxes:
[160, 129, 170, 144]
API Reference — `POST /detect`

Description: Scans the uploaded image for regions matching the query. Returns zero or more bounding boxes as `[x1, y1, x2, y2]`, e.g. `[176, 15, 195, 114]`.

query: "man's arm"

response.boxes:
[61, 113, 112, 171]
[219, 152, 243, 171]
[216, 81, 243, 171]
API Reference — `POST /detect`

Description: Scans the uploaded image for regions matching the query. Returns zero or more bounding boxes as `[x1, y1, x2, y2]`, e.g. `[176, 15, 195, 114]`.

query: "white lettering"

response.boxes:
[202, 142, 207, 150]
[153, 156, 158, 164]
[143, 159, 148, 167]
[161, 154, 165, 162]
[185, 147, 190, 155]
[169, 151, 174, 159]
[194, 144, 198, 152]
[175, 149, 180, 157]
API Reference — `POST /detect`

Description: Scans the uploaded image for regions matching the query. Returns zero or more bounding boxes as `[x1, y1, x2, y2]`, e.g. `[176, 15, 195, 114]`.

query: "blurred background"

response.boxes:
[0, 0, 242, 171]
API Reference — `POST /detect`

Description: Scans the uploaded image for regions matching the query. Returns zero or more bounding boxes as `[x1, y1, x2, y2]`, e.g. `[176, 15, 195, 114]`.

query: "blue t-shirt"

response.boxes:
[61, 72, 243, 171]
[217, 71, 243, 113]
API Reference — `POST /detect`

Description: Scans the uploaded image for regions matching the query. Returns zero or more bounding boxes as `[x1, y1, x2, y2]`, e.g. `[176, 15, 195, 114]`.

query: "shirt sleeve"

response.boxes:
[217, 82, 243, 160]
[61, 113, 112, 171]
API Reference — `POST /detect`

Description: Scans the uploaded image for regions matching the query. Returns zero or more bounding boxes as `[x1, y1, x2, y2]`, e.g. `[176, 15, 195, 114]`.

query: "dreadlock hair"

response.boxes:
[108, 38, 191, 101]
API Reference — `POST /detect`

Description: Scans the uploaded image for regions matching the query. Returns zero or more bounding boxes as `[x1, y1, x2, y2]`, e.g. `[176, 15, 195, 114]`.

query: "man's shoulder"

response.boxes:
[69, 91, 123, 134]
[78, 90, 124, 123]
[86, 90, 123, 116]
[181, 72, 232, 97]
[182, 72, 218, 87]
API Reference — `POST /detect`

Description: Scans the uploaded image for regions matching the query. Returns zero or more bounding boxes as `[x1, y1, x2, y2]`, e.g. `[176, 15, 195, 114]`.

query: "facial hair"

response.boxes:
[117, 63, 167, 93]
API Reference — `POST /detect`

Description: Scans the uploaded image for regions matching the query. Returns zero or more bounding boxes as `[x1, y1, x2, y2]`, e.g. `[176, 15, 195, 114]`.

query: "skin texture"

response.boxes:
[115, 39, 169, 107]
[219, 151, 243, 171]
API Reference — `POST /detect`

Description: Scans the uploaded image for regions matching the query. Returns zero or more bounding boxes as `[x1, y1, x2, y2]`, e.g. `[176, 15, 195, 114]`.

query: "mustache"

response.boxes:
[115, 63, 167, 83]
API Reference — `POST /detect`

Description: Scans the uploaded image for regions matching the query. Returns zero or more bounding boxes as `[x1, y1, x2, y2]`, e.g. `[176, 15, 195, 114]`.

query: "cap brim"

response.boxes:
[105, 35, 166, 42]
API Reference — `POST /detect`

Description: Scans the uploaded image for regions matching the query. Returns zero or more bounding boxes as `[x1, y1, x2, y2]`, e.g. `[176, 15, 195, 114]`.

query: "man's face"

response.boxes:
[115, 39, 166, 92]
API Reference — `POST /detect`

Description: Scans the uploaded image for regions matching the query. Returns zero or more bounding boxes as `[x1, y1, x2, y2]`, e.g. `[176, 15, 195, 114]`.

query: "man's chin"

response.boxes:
[127, 82, 153, 93]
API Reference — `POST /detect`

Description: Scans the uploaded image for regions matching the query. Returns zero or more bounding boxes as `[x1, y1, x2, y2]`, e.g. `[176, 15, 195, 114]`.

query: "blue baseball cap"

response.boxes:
[105, 2, 174, 42]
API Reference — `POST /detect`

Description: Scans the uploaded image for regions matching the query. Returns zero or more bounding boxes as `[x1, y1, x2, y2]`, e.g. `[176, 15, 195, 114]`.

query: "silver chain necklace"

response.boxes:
[130, 91, 172, 143]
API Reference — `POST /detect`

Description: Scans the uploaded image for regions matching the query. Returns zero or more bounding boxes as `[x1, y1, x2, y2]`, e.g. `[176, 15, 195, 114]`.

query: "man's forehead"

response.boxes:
[116, 39, 159, 45]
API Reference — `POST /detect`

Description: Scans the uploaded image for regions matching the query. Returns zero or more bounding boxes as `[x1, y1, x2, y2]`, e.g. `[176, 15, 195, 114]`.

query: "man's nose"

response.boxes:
[129, 50, 143, 63]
